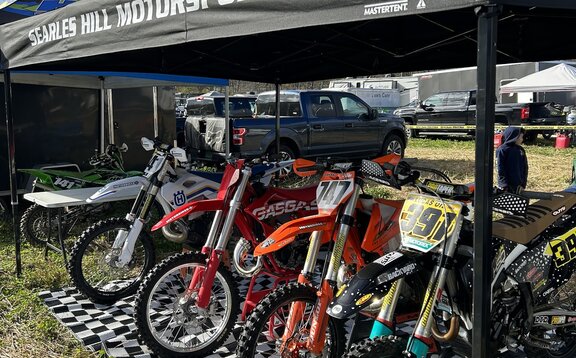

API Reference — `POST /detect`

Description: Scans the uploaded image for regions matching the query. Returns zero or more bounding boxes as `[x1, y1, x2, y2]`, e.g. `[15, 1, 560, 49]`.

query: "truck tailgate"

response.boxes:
[185, 117, 227, 153]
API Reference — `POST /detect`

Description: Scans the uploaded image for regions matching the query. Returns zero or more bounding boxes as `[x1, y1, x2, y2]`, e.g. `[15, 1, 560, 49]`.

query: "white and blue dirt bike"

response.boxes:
[68, 137, 222, 304]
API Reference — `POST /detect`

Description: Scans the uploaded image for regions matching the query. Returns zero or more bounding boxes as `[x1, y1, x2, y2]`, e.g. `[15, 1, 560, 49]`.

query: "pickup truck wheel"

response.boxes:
[382, 134, 405, 157]
[404, 122, 418, 138]
[267, 144, 295, 162]
[524, 131, 537, 144]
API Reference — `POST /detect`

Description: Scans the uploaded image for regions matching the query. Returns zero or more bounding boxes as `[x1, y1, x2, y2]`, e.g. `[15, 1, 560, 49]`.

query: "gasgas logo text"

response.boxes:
[252, 200, 317, 220]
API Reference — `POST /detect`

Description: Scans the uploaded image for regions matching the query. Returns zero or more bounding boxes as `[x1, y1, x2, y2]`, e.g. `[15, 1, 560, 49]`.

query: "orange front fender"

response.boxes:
[254, 213, 336, 256]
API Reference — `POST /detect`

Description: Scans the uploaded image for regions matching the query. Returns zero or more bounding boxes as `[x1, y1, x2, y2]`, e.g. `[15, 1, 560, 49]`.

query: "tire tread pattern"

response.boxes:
[133, 251, 240, 358]
[236, 282, 346, 358]
[68, 217, 156, 304]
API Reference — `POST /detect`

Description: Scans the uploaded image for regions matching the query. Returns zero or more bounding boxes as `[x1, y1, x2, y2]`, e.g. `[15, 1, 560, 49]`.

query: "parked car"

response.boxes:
[394, 90, 566, 142]
[185, 90, 407, 162]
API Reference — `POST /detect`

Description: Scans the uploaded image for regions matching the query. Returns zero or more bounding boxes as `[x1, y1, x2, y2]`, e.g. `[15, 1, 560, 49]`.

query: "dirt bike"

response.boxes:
[235, 156, 447, 358]
[133, 157, 318, 357]
[328, 160, 576, 358]
[67, 137, 222, 304]
[19, 143, 142, 246]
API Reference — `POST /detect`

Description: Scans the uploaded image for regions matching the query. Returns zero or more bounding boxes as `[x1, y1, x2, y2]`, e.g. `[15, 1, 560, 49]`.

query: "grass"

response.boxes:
[1, 136, 576, 357]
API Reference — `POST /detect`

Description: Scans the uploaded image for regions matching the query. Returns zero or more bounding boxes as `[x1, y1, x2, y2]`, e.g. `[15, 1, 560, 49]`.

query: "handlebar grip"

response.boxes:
[520, 190, 555, 200]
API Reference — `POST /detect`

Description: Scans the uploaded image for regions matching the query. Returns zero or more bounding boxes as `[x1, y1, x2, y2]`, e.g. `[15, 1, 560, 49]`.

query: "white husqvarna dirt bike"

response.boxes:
[68, 137, 221, 304]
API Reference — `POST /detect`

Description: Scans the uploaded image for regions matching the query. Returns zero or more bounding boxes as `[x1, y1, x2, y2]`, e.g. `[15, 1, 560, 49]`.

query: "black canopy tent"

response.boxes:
[2, 1, 576, 357]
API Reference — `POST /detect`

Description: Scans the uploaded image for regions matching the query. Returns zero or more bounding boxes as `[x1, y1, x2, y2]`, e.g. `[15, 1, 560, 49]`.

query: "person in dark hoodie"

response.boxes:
[496, 126, 528, 193]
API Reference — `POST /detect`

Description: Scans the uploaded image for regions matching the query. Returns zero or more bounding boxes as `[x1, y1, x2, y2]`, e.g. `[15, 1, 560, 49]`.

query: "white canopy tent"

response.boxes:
[500, 63, 576, 93]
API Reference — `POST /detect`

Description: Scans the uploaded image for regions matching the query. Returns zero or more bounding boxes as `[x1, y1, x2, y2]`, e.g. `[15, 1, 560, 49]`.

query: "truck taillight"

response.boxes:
[521, 106, 530, 121]
[233, 128, 247, 145]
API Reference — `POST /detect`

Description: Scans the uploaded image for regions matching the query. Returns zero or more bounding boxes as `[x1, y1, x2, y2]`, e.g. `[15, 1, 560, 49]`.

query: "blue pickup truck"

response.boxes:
[185, 90, 407, 162]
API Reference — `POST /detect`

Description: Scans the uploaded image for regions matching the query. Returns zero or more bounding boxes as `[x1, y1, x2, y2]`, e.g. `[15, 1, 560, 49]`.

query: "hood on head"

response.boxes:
[502, 126, 524, 145]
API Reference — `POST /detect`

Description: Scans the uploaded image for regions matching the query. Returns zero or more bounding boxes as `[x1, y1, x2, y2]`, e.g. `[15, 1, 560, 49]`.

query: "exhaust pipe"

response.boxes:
[431, 315, 459, 342]
[161, 219, 189, 243]
[232, 237, 263, 277]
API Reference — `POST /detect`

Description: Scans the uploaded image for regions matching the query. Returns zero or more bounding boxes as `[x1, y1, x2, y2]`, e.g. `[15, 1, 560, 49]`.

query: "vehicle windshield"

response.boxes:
[187, 97, 255, 117]
[255, 93, 302, 117]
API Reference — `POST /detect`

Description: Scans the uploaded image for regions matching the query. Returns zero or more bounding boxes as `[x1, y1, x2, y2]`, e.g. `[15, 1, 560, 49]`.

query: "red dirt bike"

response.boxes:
[235, 155, 444, 357]
[133, 158, 318, 357]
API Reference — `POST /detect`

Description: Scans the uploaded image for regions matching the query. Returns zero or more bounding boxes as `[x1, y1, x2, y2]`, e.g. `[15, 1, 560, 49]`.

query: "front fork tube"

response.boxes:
[115, 185, 161, 266]
[407, 265, 449, 358]
[307, 185, 361, 355]
[191, 169, 250, 309]
[325, 185, 361, 282]
[280, 231, 323, 347]
[370, 278, 404, 338]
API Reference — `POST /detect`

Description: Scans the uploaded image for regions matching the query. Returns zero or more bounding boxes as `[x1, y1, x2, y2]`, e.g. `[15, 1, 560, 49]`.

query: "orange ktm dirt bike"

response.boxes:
[236, 156, 447, 357]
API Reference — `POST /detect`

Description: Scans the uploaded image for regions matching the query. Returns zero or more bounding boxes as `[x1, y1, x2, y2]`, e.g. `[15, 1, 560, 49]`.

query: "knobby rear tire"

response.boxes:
[21, 203, 52, 246]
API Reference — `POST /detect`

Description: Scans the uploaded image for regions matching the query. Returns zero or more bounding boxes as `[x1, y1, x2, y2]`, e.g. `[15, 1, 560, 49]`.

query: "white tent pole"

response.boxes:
[153, 86, 159, 138]
[107, 89, 115, 145]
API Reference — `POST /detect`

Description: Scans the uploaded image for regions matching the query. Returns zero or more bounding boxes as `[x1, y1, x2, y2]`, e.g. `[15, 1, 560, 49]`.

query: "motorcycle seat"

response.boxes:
[492, 192, 576, 245]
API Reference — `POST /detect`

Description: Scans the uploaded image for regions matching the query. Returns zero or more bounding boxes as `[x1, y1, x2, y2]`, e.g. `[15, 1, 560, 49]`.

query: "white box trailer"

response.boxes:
[327, 76, 418, 112]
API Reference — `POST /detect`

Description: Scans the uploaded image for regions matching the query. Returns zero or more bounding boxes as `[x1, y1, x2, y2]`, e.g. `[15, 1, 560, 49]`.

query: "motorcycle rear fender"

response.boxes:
[253, 213, 336, 257]
[327, 251, 421, 319]
[151, 198, 225, 231]
[18, 168, 57, 186]
[87, 176, 149, 203]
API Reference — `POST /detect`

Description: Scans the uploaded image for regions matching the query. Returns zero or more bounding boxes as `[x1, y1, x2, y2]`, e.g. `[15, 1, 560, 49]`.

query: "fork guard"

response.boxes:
[327, 251, 421, 319]
[253, 213, 336, 257]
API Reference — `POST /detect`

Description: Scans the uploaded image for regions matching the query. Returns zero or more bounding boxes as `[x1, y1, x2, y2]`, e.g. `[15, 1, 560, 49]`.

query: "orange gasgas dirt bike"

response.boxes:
[236, 155, 447, 357]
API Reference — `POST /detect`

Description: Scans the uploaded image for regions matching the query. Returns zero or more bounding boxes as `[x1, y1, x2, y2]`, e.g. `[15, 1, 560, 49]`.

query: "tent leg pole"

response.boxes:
[275, 83, 281, 186]
[3, 69, 22, 277]
[225, 86, 230, 158]
[99, 76, 105, 153]
[473, 4, 500, 358]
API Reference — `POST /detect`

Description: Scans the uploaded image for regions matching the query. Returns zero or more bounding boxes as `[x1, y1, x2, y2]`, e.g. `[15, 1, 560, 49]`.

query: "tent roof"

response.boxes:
[500, 63, 576, 93]
[1, 1, 576, 83]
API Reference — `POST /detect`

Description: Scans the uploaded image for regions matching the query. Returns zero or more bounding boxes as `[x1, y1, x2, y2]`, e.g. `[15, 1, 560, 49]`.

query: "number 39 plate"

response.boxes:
[400, 193, 462, 253]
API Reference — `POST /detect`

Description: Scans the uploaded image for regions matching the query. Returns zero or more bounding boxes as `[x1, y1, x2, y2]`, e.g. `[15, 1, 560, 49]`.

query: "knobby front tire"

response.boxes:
[133, 252, 240, 357]
[344, 336, 407, 358]
[68, 217, 156, 304]
[236, 282, 346, 358]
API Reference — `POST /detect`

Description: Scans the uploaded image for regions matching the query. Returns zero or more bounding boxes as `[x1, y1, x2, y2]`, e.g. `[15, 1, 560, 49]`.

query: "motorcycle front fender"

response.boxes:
[327, 251, 421, 319]
[253, 213, 336, 257]
[86, 176, 149, 203]
[151, 198, 225, 231]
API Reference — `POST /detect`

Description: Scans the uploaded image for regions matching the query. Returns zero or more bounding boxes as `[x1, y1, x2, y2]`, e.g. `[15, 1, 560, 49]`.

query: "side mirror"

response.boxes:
[370, 108, 379, 120]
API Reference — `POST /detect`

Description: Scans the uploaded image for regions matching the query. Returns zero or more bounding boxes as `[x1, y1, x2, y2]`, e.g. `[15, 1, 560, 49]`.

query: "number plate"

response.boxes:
[399, 193, 462, 253]
[316, 172, 355, 214]
[144, 153, 164, 178]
